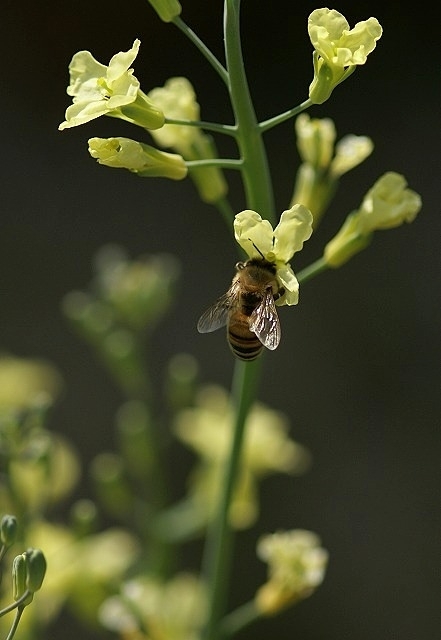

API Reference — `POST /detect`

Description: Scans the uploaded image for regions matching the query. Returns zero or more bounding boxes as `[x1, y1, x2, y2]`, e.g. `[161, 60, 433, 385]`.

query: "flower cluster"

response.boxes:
[59, 41, 226, 202]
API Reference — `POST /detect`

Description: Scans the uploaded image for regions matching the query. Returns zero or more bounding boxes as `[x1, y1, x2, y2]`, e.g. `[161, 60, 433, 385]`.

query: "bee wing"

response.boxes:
[249, 289, 281, 350]
[197, 282, 240, 334]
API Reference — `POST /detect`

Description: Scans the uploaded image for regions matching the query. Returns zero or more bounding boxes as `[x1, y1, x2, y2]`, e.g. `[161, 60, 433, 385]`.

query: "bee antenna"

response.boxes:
[248, 238, 265, 259]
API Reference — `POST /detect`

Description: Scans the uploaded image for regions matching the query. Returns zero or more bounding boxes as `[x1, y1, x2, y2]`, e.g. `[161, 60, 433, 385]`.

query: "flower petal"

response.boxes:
[276, 265, 299, 306]
[107, 39, 141, 84]
[330, 134, 373, 177]
[273, 205, 313, 262]
[66, 51, 107, 98]
[234, 211, 274, 259]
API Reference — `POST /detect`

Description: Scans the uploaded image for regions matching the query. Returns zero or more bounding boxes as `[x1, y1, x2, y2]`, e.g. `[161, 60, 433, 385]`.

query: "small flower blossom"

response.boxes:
[295, 113, 337, 170]
[174, 385, 310, 529]
[308, 8, 383, 104]
[234, 205, 313, 306]
[324, 172, 422, 267]
[88, 137, 187, 180]
[292, 114, 374, 226]
[59, 39, 164, 131]
[255, 529, 328, 615]
[147, 0, 182, 22]
[148, 77, 227, 202]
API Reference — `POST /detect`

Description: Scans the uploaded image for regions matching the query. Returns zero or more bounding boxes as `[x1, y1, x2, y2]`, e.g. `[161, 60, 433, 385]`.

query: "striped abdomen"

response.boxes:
[227, 293, 263, 361]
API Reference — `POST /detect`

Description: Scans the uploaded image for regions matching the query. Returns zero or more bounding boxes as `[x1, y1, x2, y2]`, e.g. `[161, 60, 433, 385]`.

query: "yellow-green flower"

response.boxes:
[147, 0, 182, 22]
[295, 113, 336, 169]
[255, 529, 328, 615]
[308, 8, 382, 104]
[59, 40, 164, 131]
[324, 172, 422, 267]
[234, 206, 313, 306]
[148, 77, 227, 202]
[88, 137, 187, 180]
[292, 114, 374, 225]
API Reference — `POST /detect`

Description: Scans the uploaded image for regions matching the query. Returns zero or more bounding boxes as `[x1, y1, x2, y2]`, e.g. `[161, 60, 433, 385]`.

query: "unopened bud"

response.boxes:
[1, 514, 18, 547]
[25, 548, 47, 592]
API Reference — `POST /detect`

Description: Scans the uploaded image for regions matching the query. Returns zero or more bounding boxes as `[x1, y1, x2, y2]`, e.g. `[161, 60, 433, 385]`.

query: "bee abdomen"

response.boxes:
[227, 326, 263, 361]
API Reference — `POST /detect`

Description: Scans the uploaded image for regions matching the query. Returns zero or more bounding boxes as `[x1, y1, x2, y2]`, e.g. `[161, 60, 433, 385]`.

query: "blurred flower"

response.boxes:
[175, 385, 310, 529]
[308, 8, 382, 104]
[234, 206, 313, 306]
[59, 40, 164, 131]
[29, 522, 139, 625]
[147, 0, 182, 22]
[99, 573, 207, 640]
[88, 137, 187, 180]
[292, 114, 373, 226]
[324, 172, 422, 267]
[0, 355, 62, 410]
[148, 77, 227, 202]
[255, 529, 328, 615]
[93, 246, 180, 330]
[7, 432, 81, 515]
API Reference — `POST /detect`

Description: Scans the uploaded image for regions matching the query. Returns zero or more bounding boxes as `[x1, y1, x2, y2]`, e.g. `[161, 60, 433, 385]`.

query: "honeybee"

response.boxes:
[197, 258, 284, 361]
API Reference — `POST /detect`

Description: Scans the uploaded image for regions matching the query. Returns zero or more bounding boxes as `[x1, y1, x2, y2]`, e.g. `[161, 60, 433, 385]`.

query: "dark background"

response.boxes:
[2, 1, 440, 639]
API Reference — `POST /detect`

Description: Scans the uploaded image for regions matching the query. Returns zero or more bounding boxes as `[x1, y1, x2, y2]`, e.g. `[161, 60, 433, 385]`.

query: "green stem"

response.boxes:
[0, 592, 31, 618]
[297, 256, 329, 284]
[224, 0, 275, 222]
[185, 158, 243, 170]
[201, 3, 276, 639]
[164, 118, 237, 137]
[220, 600, 261, 638]
[5, 608, 24, 640]
[202, 358, 262, 640]
[172, 17, 229, 86]
[259, 98, 313, 133]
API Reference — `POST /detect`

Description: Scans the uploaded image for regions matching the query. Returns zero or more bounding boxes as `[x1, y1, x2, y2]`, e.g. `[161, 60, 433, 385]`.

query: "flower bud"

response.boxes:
[88, 137, 187, 180]
[12, 554, 28, 601]
[1, 514, 18, 547]
[324, 172, 422, 268]
[324, 212, 373, 268]
[147, 0, 182, 22]
[148, 77, 228, 202]
[25, 548, 47, 592]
